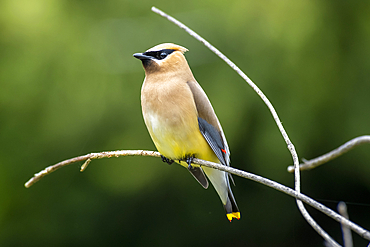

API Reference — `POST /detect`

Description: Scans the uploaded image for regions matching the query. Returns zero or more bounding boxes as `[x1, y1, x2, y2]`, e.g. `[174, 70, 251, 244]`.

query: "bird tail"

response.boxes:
[202, 167, 240, 221]
[224, 185, 240, 222]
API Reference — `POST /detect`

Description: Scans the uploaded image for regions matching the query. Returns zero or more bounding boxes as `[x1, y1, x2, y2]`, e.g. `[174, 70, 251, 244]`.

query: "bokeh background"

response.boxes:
[1, 0, 370, 246]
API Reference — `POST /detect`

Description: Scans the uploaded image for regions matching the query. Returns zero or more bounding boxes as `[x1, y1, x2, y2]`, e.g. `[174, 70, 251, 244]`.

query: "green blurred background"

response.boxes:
[1, 0, 370, 246]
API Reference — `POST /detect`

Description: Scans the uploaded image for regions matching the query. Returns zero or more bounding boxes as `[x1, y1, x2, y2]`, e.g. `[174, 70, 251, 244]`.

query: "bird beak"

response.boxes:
[133, 53, 152, 60]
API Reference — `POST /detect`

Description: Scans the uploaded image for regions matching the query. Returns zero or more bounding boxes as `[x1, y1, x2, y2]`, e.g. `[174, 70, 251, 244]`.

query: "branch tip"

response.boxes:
[80, 159, 91, 172]
[288, 135, 370, 173]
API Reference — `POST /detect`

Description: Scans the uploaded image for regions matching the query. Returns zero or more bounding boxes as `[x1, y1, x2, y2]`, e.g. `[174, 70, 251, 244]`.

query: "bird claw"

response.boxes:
[161, 155, 174, 165]
[186, 157, 194, 170]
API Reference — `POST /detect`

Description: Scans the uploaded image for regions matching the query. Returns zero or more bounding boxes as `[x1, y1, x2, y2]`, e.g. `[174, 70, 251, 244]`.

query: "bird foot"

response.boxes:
[161, 155, 174, 165]
[186, 157, 194, 170]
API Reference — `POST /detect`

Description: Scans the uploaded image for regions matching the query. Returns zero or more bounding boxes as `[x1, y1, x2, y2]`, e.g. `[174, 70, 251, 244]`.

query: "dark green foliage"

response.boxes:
[1, 1, 370, 246]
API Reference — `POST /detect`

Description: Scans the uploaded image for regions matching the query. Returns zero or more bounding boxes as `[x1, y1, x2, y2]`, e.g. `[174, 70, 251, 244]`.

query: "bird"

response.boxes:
[133, 43, 240, 221]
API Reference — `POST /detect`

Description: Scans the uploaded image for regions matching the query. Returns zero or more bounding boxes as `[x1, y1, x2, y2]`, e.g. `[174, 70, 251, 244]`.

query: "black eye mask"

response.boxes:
[143, 49, 175, 60]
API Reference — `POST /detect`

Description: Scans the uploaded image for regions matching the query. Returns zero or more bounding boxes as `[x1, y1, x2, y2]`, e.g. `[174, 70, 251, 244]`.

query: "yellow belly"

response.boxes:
[143, 106, 230, 208]
[144, 110, 218, 167]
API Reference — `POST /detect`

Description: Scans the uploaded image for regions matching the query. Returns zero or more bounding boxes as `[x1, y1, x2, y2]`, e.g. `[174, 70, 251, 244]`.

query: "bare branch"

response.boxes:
[298, 200, 340, 247]
[338, 202, 353, 247]
[288, 135, 370, 173]
[24, 149, 370, 241]
[24, 150, 160, 188]
[151, 6, 339, 246]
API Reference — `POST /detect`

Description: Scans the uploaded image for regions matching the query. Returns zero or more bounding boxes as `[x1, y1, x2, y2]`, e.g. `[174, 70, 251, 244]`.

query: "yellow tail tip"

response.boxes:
[227, 212, 241, 222]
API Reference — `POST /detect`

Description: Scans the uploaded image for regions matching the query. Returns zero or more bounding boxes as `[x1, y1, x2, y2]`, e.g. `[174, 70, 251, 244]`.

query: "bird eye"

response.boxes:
[145, 49, 175, 60]
[158, 52, 167, 60]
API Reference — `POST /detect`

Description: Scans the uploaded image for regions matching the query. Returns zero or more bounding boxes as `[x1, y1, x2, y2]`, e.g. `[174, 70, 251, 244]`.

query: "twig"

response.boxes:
[288, 135, 370, 173]
[24, 150, 160, 188]
[24, 150, 370, 241]
[338, 202, 353, 247]
[151, 6, 339, 246]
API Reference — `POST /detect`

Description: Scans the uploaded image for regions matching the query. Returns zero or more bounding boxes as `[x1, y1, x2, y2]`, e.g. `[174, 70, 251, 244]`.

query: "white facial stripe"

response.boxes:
[152, 58, 167, 66]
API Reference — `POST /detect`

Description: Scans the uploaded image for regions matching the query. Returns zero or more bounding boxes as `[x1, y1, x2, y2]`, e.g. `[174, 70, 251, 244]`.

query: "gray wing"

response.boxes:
[198, 117, 227, 166]
[187, 80, 230, 166]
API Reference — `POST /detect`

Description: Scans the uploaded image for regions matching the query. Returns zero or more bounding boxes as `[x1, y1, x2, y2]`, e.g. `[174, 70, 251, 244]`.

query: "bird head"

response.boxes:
[133, 43, 189, 74]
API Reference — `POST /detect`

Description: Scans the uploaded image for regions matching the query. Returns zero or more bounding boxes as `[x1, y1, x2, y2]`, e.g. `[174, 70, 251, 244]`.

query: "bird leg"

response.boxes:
[161, 155, 174, 165]
[186, 156, 194, 170]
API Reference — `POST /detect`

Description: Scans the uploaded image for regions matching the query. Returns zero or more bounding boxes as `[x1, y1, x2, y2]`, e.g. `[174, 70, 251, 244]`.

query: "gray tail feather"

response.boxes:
[188, 166, 209, 189]
[224, 185, 239, 214]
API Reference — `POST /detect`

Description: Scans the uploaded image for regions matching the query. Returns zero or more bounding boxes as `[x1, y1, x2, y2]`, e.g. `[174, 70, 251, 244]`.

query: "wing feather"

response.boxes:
[198, 117, 227, 166]
[187, 80, 230, 166]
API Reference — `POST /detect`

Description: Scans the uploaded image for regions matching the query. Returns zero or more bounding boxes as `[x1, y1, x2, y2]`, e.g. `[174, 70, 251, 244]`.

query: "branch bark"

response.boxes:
[338, 202, 353, 247]
[24, 150, 160, 188]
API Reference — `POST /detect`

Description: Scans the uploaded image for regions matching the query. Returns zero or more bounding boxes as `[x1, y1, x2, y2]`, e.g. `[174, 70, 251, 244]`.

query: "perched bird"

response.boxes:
[133, 43, 240, 221]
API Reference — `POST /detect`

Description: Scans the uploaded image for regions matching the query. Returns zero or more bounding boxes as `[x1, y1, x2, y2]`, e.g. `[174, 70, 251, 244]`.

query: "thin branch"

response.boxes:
[338, 202, 353, 247]
[298, 200, 340, 247]
[24, 150, 160, 188]
[151, 6, 339, 246]
[288, 135, 370, 173]
[24, 150, 370, 241]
